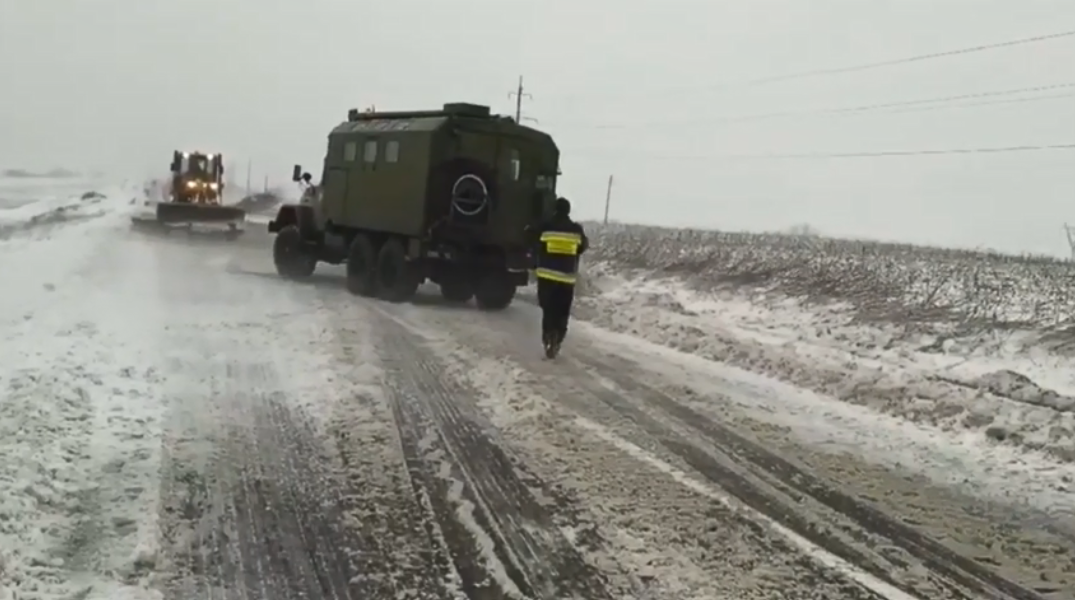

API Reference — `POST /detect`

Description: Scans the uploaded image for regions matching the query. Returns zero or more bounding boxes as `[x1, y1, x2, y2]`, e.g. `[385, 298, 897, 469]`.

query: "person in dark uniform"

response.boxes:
[529, 197, 589, 358]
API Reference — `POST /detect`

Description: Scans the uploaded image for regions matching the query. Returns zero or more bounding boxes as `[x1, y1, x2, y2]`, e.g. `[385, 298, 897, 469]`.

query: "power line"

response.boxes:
[549, 28, 1075, 104]
[881, 91, 1075, 115]
[573, 142, 1075, 162]
[553, 81, 1075, 130]
[710, 29, 1075, 91]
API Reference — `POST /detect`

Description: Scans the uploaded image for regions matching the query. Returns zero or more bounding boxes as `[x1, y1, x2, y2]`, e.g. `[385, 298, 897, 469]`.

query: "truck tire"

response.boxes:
[346, 234, 378, 297]
[439, 279, 474, 303]
[474, 272, 516, 311]
[273, 225, 316, 279]
[376, 238, 420, 303]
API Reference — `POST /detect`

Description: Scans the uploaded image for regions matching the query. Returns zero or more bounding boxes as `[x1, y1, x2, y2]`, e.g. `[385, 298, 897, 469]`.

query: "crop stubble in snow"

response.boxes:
[576, 223, 1075, 462]
[582, 223, 1075, 338]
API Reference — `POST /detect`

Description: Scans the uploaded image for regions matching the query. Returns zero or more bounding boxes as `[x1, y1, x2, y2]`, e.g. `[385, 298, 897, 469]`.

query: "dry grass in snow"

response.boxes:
[575, 222, 1075, 462]
[582, 223, 1075, 347]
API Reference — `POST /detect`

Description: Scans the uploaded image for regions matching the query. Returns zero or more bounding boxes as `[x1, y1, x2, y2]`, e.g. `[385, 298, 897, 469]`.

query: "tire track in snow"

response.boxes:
[473, 298, 1066, 597]
[516, 296, 1073, 597]
[402, 299, 1049, 599]
[381, 304, 896, 600]
[369, 309, 615, 600]
[145, 237, 364, 600]
[573, 351, 1057, 600]
[320, 323, 460, 600]
[169, 239, 473, 598]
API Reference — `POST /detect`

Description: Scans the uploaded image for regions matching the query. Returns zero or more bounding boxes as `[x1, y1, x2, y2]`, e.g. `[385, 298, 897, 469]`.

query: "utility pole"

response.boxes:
[1065, 223, 1075, 259]
[508, 75, 532, 123]
[603, 174, 614, 225]
[245, 159, 252, 198]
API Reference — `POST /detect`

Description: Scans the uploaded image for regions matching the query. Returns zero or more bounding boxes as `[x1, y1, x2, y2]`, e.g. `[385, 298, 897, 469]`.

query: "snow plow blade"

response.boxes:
[155, 202, 246, 225]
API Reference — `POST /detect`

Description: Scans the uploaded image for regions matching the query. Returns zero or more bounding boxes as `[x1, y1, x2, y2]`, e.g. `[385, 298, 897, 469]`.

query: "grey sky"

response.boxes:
[2, 1, 1074, 256]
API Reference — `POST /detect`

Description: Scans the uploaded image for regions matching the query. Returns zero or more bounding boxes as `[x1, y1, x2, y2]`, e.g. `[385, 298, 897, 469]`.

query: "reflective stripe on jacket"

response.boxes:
[535, 229, 582, 284]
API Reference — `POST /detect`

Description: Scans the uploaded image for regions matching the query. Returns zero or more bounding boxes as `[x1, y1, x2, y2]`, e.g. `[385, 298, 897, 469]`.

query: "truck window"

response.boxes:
[363, 140, 378, 163]
[509, 149, 520, 181]
[386, 140, 399, 163]
[344, 142, 357, 162]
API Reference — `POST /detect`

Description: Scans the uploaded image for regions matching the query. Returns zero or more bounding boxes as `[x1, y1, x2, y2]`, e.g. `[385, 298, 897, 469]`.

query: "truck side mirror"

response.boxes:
[171, 151, 181, 173]
[291, 164, 302, 182]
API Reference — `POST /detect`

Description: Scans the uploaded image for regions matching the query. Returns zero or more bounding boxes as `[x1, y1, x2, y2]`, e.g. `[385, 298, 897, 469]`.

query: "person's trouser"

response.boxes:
[537, 278, 576, 342]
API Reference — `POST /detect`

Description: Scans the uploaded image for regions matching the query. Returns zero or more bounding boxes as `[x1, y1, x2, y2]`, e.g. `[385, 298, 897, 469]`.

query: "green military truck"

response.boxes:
[268, 102, 561, 310]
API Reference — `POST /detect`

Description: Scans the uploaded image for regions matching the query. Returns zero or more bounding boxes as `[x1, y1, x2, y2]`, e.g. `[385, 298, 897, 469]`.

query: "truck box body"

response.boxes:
[319, 103, 560, 248]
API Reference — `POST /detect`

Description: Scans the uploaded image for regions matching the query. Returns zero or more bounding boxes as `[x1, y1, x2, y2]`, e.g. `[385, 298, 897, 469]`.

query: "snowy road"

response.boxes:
[1, 195, 1072, 599]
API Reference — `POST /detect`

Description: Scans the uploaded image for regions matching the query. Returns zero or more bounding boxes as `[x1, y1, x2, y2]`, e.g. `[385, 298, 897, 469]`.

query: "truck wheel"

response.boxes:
[346, 234, 378, 297]
[273, 225, 316, 279]
[376, 238, 420, 303]
[474, 273, 516, 311]
[439, 279, 474, 303]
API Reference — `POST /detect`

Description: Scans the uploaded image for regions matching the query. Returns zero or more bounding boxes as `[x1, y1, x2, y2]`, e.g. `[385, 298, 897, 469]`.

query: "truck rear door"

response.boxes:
[500, 137, 553, 223]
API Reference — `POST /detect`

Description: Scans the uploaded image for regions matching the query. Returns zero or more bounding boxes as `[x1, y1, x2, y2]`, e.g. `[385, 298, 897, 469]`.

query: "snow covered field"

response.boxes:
[576, 223, 1075, 462]
[0, 182, 1072, 599]
[0, 174, 121, 242]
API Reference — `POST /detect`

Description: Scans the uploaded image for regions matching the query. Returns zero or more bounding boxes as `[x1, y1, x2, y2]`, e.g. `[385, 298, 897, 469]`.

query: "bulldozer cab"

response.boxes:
[172, 151, 223, 184]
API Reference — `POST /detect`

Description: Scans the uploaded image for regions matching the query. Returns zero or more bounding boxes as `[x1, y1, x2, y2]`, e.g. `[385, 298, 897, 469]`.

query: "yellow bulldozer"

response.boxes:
[132, 150, 246, 237]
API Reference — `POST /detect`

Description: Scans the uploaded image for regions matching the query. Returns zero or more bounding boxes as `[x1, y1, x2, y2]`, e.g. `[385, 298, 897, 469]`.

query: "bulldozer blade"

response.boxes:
[155, 202, 246, 224]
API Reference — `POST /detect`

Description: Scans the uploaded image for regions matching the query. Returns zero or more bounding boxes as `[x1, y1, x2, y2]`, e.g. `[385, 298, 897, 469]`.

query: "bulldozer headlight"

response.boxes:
[209, 182, 219, 190]
[186, 181, 197, 188]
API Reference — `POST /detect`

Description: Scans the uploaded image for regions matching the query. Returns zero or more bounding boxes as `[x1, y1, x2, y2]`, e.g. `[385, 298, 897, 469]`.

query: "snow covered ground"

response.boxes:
[0, 175, 123, 242]
[1, 184, 1073, 599]
[576, 224, 1075, 461]
[0, 173, 100, 209]
[0, 185, 347, 599]
[573, 264, 1075, 464]
[0, 185, 162, 600]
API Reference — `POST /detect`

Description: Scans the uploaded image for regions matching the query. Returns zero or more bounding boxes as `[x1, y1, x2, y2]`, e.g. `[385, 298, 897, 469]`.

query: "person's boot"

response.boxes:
[542, 330, 554, 357]
[547, 329, 564, 358]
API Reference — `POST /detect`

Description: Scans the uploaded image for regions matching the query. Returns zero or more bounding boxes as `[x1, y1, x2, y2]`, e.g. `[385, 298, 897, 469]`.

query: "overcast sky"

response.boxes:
[2, 1, 1075, 255]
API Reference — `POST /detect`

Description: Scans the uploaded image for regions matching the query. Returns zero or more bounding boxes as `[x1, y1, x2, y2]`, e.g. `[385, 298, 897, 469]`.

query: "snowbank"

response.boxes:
[0, 179, 135, 242]
[1, 173, 106, 203]
[1, 168, 81, 179]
